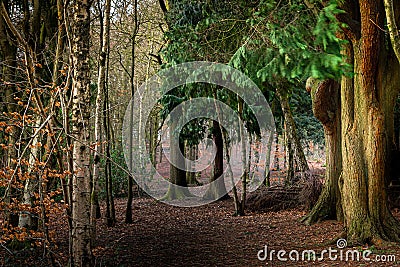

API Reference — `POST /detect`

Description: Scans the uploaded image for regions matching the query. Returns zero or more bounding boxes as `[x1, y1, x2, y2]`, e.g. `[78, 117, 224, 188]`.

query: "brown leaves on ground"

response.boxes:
[2, 197, 400, 266]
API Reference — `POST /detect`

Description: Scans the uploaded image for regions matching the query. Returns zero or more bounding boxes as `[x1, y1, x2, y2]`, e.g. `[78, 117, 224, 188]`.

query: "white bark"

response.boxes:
[70, 0, 93, 266]
[19, 116, 41, 228]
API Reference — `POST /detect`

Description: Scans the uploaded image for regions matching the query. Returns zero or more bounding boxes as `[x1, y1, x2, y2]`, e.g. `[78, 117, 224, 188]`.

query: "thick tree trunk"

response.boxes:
[302, 79, 343, 224]
[70, 0, 93, 265]
[203, 120, 229, 200]
[163, 117, 192, 200]
[338, 0, 400, 244]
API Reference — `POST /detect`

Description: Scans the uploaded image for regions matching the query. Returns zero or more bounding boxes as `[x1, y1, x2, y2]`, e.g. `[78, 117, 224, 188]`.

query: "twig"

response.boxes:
[369, 18, 387, 33]
[0, 242, 14, 256]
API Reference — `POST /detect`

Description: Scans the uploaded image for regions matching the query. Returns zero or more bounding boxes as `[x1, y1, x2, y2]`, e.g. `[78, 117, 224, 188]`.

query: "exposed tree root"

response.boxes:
[159, 185, 194, 201]
[300, 185, 335, 225]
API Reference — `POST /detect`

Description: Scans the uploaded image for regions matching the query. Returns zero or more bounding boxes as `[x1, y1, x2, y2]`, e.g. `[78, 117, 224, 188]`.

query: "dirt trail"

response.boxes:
[89, 198, 400, 267]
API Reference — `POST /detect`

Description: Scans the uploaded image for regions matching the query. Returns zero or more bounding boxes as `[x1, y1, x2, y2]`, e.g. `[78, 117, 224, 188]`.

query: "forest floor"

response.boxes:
[3, 196, 400, 266]
[88, 198, 400, 267]
[2, 160, 400, 266]
[86, 199, 400, 267]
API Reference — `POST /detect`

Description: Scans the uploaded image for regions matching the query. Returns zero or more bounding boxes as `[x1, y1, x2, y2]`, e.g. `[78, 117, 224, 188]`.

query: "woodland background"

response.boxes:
[1, 0, 400, 266]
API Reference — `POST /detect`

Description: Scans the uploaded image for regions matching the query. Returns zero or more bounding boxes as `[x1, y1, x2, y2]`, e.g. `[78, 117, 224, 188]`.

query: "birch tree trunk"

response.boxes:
[70, 0, 93, 265]
[18, 116, 41, 229]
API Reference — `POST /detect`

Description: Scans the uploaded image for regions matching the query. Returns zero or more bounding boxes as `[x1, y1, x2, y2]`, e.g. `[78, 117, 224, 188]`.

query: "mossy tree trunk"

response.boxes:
[302, 79, 343, 224]
[337, 0, 400, 244]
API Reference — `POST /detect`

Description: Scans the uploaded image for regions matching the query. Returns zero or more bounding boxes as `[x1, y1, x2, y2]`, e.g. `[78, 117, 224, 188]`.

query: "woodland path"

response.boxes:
[83, 198, 400, 266]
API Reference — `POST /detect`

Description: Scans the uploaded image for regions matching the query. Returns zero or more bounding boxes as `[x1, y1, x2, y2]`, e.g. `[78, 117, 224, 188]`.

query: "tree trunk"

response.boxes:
[162, 117, 192, 200]
[125, 0, 138, 224]
[104, 45, 115, 227]
[104, 131, 115, 227]
[264, 132, 274, 187]
[203, 120, 229, 200]
[338, 0, 400, 244]
[276, 87, 309, 185]
[185, 142, 196, 185]
[92, 0, 111, 236]
[210, 88, 241, 214]
[384, 0, 400, 62]
[273, 133, 280, 171]
[186, 142, 201, 186]
[18, 116, 40, 229]
[0, 0, 18, 228]
[70, 0, 93, 265]
[302, 79, 343, 224]
[238, 99, 247, 215]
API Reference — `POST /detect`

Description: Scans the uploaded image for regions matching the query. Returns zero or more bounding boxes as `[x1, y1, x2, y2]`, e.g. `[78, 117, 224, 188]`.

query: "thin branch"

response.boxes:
[0, 243, 14, 255]
[1, 111, 53, 201]
[117, 50, 132, 79]
[0, 2, 29, 49]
